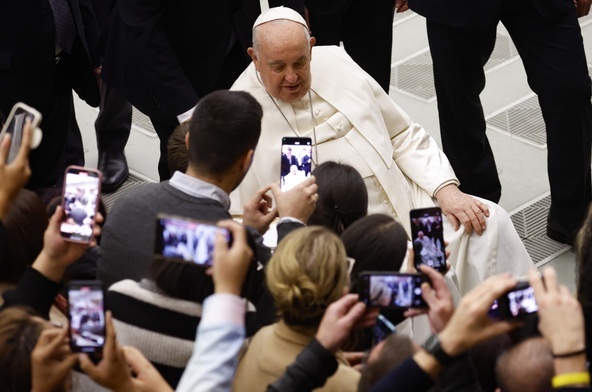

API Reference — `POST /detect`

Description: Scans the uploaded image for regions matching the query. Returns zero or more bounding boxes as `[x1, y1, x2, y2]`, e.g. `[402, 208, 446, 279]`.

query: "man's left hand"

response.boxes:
[243, 184, 278, 235]
[435, 184, 489, 235]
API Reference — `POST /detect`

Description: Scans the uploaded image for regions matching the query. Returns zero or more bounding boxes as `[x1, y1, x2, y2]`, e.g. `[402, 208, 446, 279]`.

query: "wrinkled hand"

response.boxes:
[315, 294, 377, 353]
[33, 206, 103, 282]
[395, 0, 409, 12]
[576, 0, 592, 17]
[79, 312, 135, 392]
[243, 184, 278, 235]
[435, 184, 489, 235]
[438, 273, 520, 356]
[0, 118, 32, 220]
[405, 265, 454, 333]
[271, 176, 318, 223]
[31, 327, 78, 392]
[212, 220, 254, 296]
[122, 346, 173, 392]
[529, 267, 585, 356]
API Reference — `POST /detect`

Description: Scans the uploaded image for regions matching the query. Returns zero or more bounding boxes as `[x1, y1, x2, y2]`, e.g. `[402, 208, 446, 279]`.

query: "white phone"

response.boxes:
[0, 102, 43, 163]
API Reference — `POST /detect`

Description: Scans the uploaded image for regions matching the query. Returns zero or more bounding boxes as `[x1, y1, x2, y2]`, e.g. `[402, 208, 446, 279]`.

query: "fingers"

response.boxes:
[404, 308, 428, 318]
[17, 118, 33, 161]
[446, 213, 461, 232]
[541, 266, 558, 293]
[49, 205, 64, 230]
[528, 268, 545, 298]
[122, 346, 153, 375]
[78, 353, 96, 376]
[217, 220, 247, 248]
[332, 293, 361, 314]
[0, 133, 11, 164]
[104, 311, 118, 358]
[476, 199, 490, 217]
[340, 301, 367, 327]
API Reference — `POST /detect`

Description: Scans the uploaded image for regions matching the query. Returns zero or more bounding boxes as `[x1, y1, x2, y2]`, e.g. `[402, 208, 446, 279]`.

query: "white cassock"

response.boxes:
[230, 46, 534, 296]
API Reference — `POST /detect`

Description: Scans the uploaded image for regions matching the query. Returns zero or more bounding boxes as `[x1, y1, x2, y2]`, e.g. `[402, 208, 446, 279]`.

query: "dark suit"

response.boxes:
[0, 0, 100, 189]
[409, 0, 592, 232]
[305, 0, 395, 92]
[101, 1, 305, 180]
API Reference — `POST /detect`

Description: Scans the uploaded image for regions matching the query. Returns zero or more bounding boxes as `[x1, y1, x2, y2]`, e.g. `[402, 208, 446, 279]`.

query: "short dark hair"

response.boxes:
[167, 121, 190, 176]
[496, 337, 554, 392]
[342, 214, 408, 293]
[308, 161, 368, 235]
[188, 90, 262, 175]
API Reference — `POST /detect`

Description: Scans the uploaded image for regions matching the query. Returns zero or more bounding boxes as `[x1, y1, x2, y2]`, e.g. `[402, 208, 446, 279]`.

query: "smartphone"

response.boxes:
[373, 314, 397, 345]
[154, 214, 231, 267]
[67, 281, 105, 354]
[60, 166, 102, 243]
[280, 137, 312, 192]
[497, 281, 538, 319]
[0, 102, 43, 163]
[358, 272, 429, 309]
[410, 207, 446, 273]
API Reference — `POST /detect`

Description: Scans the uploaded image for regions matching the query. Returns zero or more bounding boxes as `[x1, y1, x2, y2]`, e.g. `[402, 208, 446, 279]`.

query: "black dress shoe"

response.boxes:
[547, 215, 577, 246]
[98, 151, 129, 193]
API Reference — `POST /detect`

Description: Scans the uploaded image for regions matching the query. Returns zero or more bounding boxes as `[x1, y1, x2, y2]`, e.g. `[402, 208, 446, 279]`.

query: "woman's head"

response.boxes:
[308, 161, 368, 235]
[266, 226, 350, 327]
[341, 214, 408, 293]
[0, 307, 47, 391]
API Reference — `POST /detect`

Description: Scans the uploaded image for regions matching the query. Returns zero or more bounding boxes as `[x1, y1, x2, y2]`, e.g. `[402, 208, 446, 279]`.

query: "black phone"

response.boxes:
[410, 207, 446, 273]
[67, 281, 106, 355]
[496, 281, 538, 319]
[60, 166, 102, 243]
[154, 214, 231, 267]
[280, 137, 312, 192]
[0, 102, 43, 163]
[358, 272, 429, 309]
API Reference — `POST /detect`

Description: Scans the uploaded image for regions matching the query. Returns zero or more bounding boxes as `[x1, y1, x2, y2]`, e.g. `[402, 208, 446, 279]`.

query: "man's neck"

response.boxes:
[184, 167, 233, 194]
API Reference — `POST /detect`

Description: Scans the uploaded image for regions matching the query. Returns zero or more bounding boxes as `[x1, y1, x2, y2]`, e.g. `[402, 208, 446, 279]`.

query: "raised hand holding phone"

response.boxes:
[212, 220, 254, 295]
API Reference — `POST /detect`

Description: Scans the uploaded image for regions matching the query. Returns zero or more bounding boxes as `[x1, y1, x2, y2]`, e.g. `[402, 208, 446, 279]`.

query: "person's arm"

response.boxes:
[176, 221, 253, 392]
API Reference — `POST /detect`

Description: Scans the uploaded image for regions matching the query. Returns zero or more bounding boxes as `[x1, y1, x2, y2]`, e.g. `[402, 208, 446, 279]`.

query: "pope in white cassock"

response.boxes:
[229, 6, 534, 294]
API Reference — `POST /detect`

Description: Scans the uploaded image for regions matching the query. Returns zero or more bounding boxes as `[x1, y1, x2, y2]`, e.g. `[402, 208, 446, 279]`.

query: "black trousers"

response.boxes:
[95, 82, 132, 153]
[428, 0, 592, 230]
[306, 0, 395, 92]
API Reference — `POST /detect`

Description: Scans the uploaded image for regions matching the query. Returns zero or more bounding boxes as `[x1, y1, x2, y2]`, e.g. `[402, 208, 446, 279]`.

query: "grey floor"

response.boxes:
[73, 11, 592, 292]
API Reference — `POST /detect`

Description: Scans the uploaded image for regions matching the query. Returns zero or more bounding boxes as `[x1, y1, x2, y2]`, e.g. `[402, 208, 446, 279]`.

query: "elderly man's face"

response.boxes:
[248, 21, 315, 102]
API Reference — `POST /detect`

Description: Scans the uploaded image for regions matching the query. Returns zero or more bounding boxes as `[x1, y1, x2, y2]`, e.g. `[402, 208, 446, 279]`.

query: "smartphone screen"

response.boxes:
[154, 215, 231, 267]
[358, 272, 429, 309]
[60, 166, 101, 243]
[410, 207, 446, 273]
[280, 137, 312, 192]
[68, 281, 105, 354]
[499, 282, 538, 319]
[0, 103, 42, 163]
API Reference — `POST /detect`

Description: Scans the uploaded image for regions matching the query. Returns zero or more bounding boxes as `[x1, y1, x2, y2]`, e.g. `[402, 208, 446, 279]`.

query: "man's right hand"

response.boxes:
[271, 176, 318, 224]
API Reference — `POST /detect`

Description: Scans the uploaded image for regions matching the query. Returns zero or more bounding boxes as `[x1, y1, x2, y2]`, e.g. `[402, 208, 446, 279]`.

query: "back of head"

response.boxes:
[0, 189, 48, 284]
[308, 161, 368, 235]
[266, 226, 349, 327]
[495, 337, 554, 392]
[342, 214, 408, 293]
[188, 90, 263, 175]
[167, 121, 190, 176]
[358, 334, 415, 392]
[0, 307, 44, 392]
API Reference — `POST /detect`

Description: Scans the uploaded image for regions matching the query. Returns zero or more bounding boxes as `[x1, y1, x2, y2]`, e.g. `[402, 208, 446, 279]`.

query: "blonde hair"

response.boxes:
[266, 226, 350, 327]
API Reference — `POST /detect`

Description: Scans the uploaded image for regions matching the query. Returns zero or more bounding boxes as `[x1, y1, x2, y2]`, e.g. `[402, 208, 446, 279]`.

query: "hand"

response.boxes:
[0, 118, 32, 220]
[435, 184, 489, 235]
[121, 346, 173, 392]
[529, 267, 585, 357]
[211, 220, 254, 295]
[33, 206, 103, 282]
[395, 0, 409, 12]
[79, 312, 135, 392]
[271, 176, 318, 223]
[315, 293, 378, 353]
[31, 327, 78, 392]
[242, 184, 278, 235]
[438, 273, 520, 356]
[93, 66, 102, 89]
[405, 265, 454, 333]
[576, 0, 592, 17]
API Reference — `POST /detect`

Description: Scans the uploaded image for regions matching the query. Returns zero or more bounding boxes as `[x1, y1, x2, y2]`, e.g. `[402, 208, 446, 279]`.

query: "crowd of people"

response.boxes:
[0, 4, 591, 392]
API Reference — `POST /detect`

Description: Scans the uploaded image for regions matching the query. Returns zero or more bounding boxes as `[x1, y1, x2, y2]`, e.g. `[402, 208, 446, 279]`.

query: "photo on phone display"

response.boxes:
[60, 166, 101, 243]
[280, 137, 312, 192]
[154, 214, 231, 267]
[68, 281, 105, 354]
[500, 282, 538, 319]
[358, 272, 429, 309]
[410, 207, 446, 273]
[0, 102, 42, 163]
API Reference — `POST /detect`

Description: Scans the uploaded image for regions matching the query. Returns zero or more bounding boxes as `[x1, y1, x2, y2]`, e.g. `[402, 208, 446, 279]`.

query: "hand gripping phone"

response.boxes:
[0, 102, 43, 163]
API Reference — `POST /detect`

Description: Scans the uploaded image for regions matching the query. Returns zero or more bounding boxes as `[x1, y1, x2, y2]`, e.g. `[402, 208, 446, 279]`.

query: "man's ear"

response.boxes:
[247, 47, 259, 69]
[309, 37, 316, 58]
[241, 149, 255, 173]
[185, 132, 190, 150]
